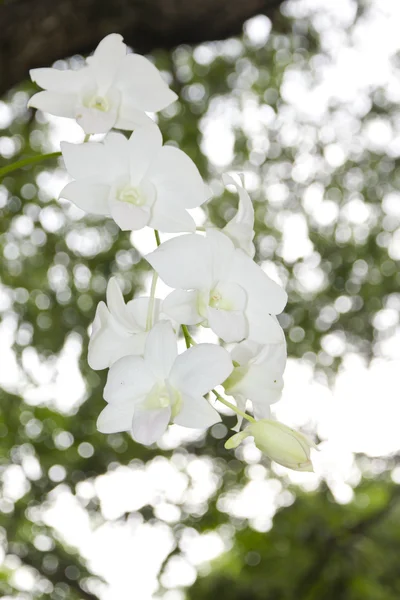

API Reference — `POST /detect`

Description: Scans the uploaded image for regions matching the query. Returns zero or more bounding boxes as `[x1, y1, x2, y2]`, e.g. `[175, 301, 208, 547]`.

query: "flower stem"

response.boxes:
[0, 152, 61, 180]
[84, 134, 91, 143]
[181, 324, 197, 349]
[146, 230, 161, 331]
[212, 389, 256, 423]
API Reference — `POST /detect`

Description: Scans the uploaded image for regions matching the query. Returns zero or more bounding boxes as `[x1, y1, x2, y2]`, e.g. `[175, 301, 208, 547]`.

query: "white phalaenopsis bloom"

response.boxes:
[97, 321, 233, 444]
[224, 330, 287, 430]
[225, 419, 315, 472]
[147, 229, 287, 344]
[221, 173, 255, 257]
[28, 33, 177, 134]
[88, 277, 166, 370]
[60, 124, 208, 232]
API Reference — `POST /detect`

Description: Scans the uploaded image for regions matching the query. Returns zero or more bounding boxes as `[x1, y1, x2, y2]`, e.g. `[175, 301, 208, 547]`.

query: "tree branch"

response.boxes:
[0, 0, 283, 97]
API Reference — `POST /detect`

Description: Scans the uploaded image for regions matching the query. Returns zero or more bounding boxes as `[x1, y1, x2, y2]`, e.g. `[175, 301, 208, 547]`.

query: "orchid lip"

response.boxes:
[118, 185, 146, 206]
[88, 95, 110, 112]
[143, 380, 182, 417]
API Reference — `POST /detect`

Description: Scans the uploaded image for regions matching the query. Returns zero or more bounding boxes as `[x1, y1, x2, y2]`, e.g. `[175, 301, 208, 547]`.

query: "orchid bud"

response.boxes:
[225, 419, 316, 472]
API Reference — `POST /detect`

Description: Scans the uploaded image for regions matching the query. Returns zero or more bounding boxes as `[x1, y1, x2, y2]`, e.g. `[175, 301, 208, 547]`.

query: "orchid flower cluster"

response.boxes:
[27, 33, 316, 472]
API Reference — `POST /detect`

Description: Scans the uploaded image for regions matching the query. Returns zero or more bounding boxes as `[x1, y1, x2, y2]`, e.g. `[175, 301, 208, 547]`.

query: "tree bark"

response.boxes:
[0, 0, 283, 98]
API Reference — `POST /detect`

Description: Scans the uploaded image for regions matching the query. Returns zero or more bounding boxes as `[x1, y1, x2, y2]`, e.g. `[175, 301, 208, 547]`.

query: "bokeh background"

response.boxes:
[1, 0, 400, 598]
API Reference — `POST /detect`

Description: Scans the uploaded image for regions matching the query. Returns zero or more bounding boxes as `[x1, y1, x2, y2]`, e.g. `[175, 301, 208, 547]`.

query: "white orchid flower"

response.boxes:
[97, 321, 233, 445]
[60, 124, 208, 232]
[225, 419, 316, 472]
[147, 229, 287, 344]
[28, 33, 177, 134]
[224, 331, 287, 430]
[88, 277, 168, 370]
[221, 173, 255, 257]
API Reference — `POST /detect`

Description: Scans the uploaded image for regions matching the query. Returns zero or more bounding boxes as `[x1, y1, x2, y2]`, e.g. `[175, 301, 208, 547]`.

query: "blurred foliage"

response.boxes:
[0, 1, 399, 598]
[188, 477, 400, 600]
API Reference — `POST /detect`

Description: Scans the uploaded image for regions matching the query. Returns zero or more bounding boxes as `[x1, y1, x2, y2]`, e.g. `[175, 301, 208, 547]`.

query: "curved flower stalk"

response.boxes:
[147, 229, 287, 344]
[60, 124, 208, 232]
[29, 33, 177, 134]
[224, 329, 287, 430]
[88, 276, 171, 370]
[97, 321, 233, 444]
[221, 173, 255, 257]
[225, 419, 316, 472]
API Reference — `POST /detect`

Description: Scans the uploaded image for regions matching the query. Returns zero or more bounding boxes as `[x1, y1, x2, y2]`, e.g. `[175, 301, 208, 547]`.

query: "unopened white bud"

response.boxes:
[225, 419, 316, 472]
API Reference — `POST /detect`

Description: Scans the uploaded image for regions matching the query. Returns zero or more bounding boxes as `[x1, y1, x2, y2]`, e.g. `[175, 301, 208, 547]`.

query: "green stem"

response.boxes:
[145, 230, 161, 331]
[181, 324, 197, 348]
[0, 131, 92, 181]
[213, 389, 256, 423]
[146, 272, 158, 331]
[0, 152, 61, 180]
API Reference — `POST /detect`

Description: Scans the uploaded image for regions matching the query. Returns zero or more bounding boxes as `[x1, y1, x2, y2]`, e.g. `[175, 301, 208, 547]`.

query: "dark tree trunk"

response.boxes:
[0, 0, 283, 97]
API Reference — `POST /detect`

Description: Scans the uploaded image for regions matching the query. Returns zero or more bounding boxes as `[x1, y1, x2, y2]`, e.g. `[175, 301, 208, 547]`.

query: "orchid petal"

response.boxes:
[146, 234, 212, 290]
[28, 91, 76, 118]
[88, 302, 147, 370]
[76, 104, 119, 135]
[170, 343, 233, 397]
[132, 405, 171, 445]
[174, 394, 221, 428]
[222, 173, 255, 257]
[30, 67, 90, 93]
[115, 53, 177, 112]
[114, 104, 154, 130]
[108, 199, 151, 231]
[207, 307, 247, 343]
[162, 290, 202, 325]
[144, 321, 177, 380]
[127, 297, 162, 331]
[231, 340, 261, 366]
[229, 364, 284, 405]
[97, 399, 135, 434]
[230, 249, 287, 316]
[60, 181, 110, 215]
[206, 229, 235, 284]
[253, 336, 287, 371]
[106, 277, 137, 331]
[91, 33, 126, 95]
[89, 328, 147, 370]
[211, 281, 247, 311]
[128, 125, 162, 185]
[149, 201, 196, 233]
[248, 313, 285, 345]
[104, 356, 155, 403]
[148, 146, 207, 209]
[252, 401, 274, 421]
[103, 132, 130, 177]
[61, 140, 111, 181]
